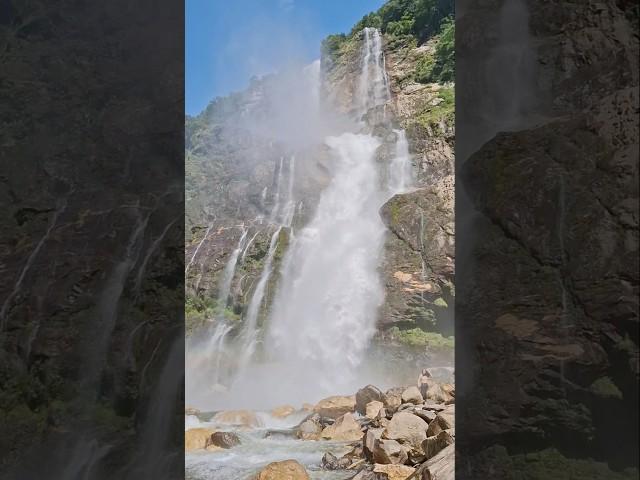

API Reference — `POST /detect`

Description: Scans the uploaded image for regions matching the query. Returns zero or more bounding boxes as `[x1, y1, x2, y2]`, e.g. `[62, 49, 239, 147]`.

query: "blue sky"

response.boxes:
[186, 0, 386, 115]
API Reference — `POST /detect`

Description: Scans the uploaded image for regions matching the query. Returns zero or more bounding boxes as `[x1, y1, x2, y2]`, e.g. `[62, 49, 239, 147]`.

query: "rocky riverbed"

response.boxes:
[184, 379, 455, 480]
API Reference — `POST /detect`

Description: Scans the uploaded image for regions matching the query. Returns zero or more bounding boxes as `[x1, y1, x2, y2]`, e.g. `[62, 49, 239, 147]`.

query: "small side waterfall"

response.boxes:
[239, 226, 282, 359]
[0, 199, 66, 331]
[389, 129, 413, 193]
[186, 225, 212, 277]
[217, 227, 248, 308]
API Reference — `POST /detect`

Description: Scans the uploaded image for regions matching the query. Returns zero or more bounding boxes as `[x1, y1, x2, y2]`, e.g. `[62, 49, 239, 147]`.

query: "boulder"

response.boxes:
[372, 464, 415, 480]
[421, 429, 454, 460]
[422, 379, 448, 403]
[314, 395, 356, 419]
[184, 428, 216, 451]
[209, 431, 241, 449]
[364, 427, 384, 460]
[383, 388, 404, 412]
[372, 438, 409, 465]
[384, 411, 429, 453]
[365, 400, 384, 419]
[322, 452, 340, 470]
[441, 383, 455, 399]
[401, 386, 424, 404]
[321, 413, 363, 442]
[271, 405, 296, 418]
[253, 460, 310, 480]
[213, 410, 261, 428]
[356, 385, 385, 415]
[418, 443, 454, 480]
[426, 405, 454, 437]
[414, 409, 437, 424]
[296, 413, 323, 440]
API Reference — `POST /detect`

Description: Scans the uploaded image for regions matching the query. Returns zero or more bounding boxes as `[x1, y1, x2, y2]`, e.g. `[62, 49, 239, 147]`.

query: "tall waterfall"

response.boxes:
[265, 132, 387, 400]
[195, 29, 415, 409]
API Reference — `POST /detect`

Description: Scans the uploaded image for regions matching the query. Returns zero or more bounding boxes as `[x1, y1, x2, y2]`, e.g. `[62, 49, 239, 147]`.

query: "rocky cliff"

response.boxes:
[185, 4, 456, 364]
[457, 0, 638, 475]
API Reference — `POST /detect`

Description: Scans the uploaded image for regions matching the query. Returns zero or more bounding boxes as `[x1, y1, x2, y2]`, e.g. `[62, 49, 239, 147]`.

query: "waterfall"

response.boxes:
[217, 227, 248, 308]
[240, 227, 282, 350]
[264, 132, 387, 402]
[0, 200, 66, 331]
[281, 156, 296, 227]
[358, 27, 391, 116]
[389, 129, 413, 193]
[125, 335, 183, 480]
[133, 215, 179, 299]
[241, 230, 261, 263]
[195, 28, 415, 409]
[185, 225, 212, 277]
[269, 157, 285, 222]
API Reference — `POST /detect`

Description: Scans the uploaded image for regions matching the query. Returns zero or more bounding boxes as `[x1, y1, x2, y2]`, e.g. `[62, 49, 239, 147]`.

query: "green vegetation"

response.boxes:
[416, 85, 454, 132]
[389, 326, 454, 349]
[590, 376, 623, 400]
[479, 446, 638, 480]
[185, 295, 239, 331]
[350, 0, 453, 43]
[414, 16, 454, 83]
[323, 0, 453, 68]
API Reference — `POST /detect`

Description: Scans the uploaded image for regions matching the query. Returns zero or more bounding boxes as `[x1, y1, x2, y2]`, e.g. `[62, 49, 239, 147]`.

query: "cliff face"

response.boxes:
[185, 17, 455, 362]
[457, 0, 638, 472]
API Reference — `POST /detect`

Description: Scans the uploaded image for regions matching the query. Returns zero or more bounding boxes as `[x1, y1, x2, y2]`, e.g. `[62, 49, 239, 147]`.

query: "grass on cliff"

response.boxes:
[186, 296, 239, 335]
[416, 85, 454, 132]
[389, 326, 454, 349]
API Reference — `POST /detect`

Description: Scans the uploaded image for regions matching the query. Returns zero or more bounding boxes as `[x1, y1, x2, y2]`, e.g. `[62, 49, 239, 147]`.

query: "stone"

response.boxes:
[401, 386, 424, 404]
[184, 428, 216, 451]
[384, 411, 429, 453]
[372, 464, 416, 480]
[209, 431, 241, 449]
[314, 395, 356, 419]
[253, 460, 310, 480]
[366, 400, 384, 419]
[321, 413, 363, 442]
[372, 438, 409, 465]
[426, 405, 454, 437]
[322, 452, 340, 470]
[271, 405, 296, 418]
[418, 444, 454, 480]
[364, 427, 384, 460]
[421, 429, 454, 460]
[356, 385, 385, 415]
[414, 409, 437, 423]
[213, 410, 261, 428]
[296, 413, 323, 440]
[441, 383, 455, 399]
[422, 379, 448, 403]
[383, 388, 404, 412]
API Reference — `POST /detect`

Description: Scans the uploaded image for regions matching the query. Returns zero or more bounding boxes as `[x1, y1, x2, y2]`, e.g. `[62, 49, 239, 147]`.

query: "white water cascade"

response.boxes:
[265, 132, 387, 402]
[217, 227, 248, 308]
[389, 129, 413, 193]
[358, 27, 391, 117]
